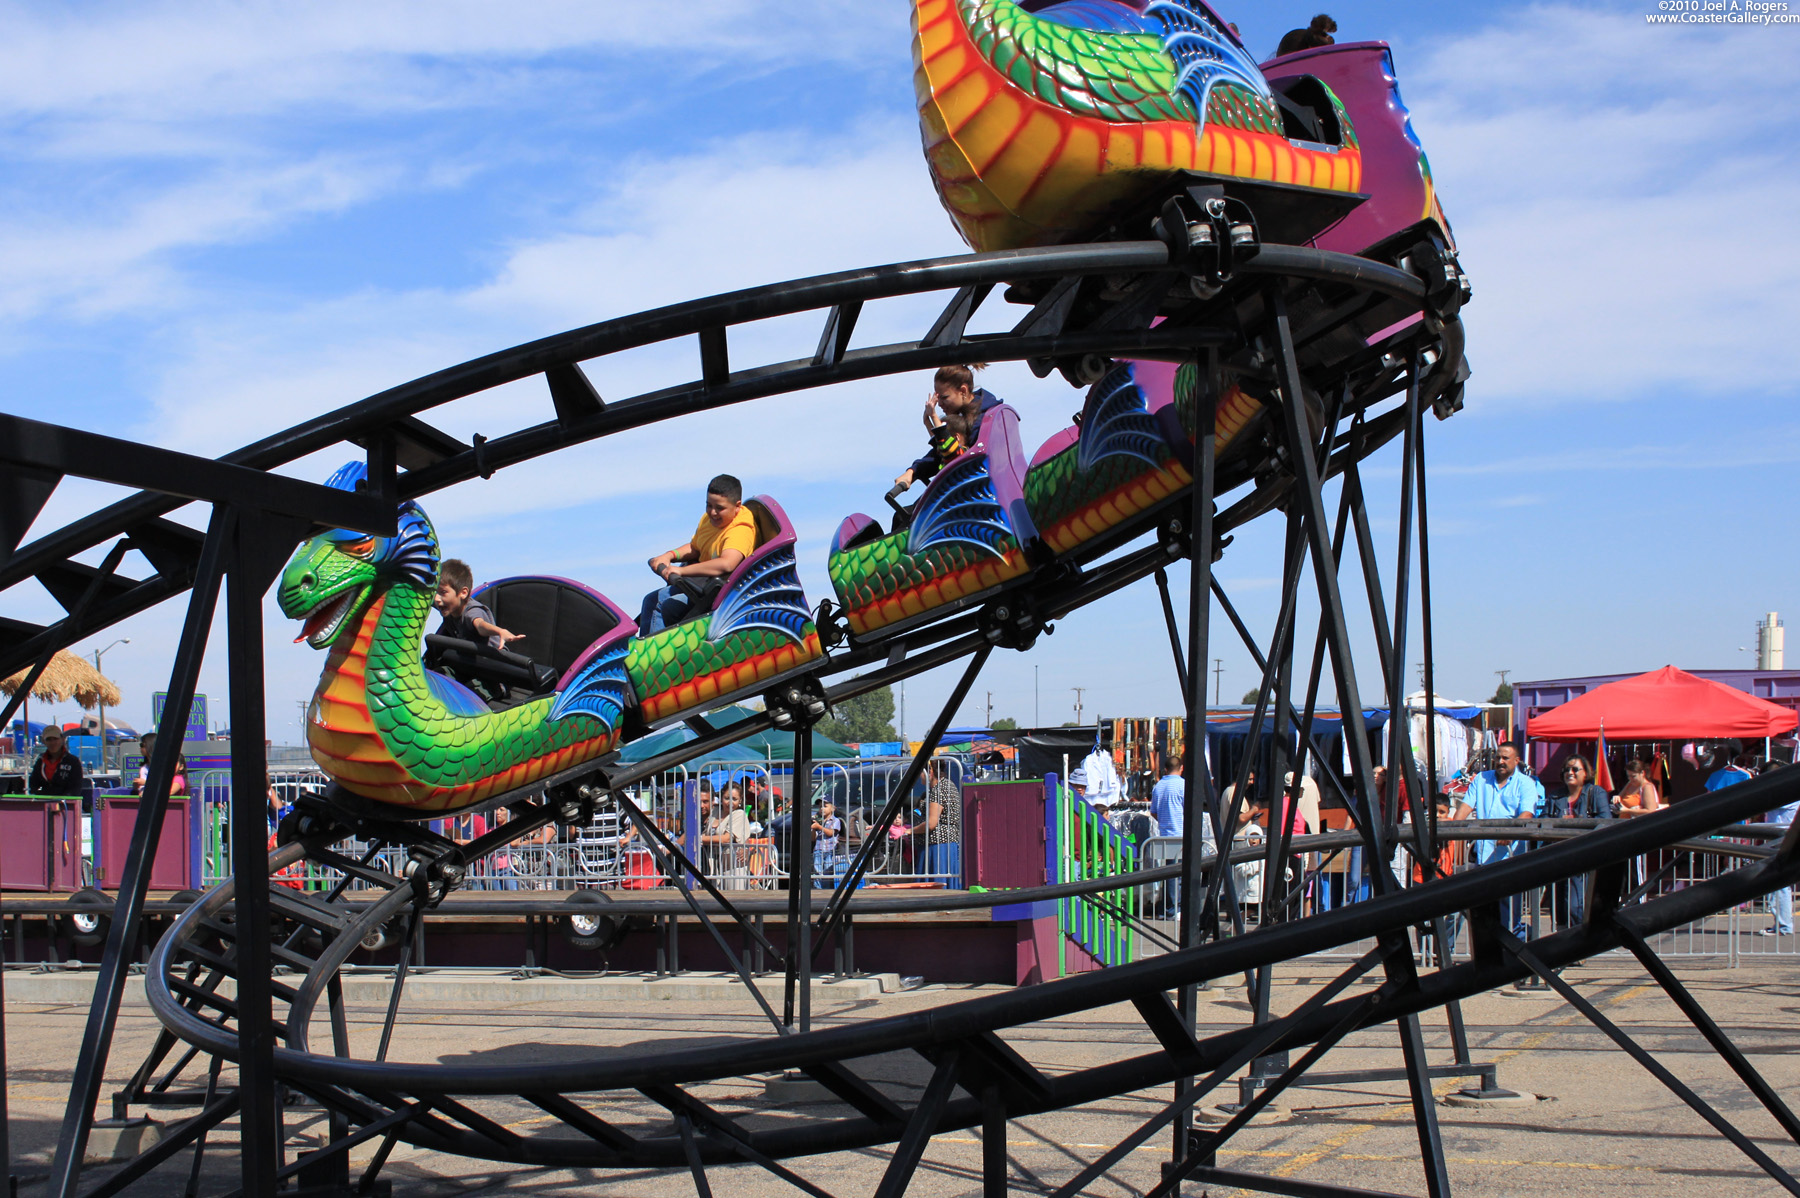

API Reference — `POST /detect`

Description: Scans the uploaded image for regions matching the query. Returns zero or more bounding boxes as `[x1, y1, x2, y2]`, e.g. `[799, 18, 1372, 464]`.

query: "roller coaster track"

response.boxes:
[113, 784, 1800, 1196]
[13, 227, 1797, 1197]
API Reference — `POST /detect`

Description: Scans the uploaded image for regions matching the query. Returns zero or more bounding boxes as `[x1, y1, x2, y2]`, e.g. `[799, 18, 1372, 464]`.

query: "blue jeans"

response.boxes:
[637, 585, 694, 636]
[812, 850, 842, 888]
[1773, 884, 1793, 934]
[925, 842, 962, 888]
[491, 861, 518, 892]
[1470, 839, 1528, 935]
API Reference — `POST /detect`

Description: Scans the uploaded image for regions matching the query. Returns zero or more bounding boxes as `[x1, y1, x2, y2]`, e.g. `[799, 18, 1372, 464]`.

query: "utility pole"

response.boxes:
[1493, 669, 1510, 701]
[984, 691, 993, 727]
[1034, 666, 1039, 727]
[1212, 658, 1224, 707]
[1072, 687, 1085, 726]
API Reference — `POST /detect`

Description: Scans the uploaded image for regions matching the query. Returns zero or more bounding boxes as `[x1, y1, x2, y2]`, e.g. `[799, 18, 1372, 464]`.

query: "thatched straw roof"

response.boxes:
[1, 650, 123, 709]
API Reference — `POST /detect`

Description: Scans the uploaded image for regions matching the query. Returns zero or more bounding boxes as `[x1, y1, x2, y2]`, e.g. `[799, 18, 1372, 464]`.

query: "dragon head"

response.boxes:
[278, 461, 439, 649]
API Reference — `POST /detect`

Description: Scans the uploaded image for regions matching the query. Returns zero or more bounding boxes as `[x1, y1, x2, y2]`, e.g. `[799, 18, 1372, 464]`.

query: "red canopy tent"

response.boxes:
[1526, 665, 1799, 742]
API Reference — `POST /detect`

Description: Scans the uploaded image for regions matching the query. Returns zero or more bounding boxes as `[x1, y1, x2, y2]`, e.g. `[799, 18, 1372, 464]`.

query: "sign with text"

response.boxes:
[151, 692, 209, 743]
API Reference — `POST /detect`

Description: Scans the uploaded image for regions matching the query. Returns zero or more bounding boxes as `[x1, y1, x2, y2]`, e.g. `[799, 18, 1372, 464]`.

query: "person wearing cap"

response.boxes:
[1067, 767, 1089, 801]
[29, 726, 85, 798]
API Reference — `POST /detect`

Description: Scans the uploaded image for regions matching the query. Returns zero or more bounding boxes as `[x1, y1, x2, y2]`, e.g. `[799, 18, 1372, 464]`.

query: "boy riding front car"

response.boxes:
[639, 474, 756, 635]
[428, 558, 523, 705]
[433, 559, 522, 650]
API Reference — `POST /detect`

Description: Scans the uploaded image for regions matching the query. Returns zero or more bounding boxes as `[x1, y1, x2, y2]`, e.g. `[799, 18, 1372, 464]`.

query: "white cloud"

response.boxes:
[1407, 4, 1800, 407]
[0, 155, 396, 320]
[0, 2, 897, 127]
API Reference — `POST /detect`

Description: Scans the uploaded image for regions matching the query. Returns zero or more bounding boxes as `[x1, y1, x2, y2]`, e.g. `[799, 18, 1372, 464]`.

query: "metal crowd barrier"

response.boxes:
[195, 755, 1008, 893]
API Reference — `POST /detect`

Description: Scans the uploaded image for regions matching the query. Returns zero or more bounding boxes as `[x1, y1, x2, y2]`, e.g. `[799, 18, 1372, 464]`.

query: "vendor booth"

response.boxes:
[1525, 665, 1799, 800]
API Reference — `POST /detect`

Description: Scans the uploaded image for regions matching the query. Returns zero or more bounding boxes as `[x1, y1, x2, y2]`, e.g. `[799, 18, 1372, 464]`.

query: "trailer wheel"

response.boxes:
[63, 888, 112, 947]
[561, 890, 621, 951]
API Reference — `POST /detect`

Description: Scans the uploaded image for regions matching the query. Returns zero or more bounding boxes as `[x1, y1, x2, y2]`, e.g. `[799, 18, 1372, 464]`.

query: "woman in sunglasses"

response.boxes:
[1557, 755, 1613, 924]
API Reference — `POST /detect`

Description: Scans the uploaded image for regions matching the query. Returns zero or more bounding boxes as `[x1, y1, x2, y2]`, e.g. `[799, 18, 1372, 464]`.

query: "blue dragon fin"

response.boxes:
[707, 546, 812, 647]
[319, 459, 439, 590]
[548, 640, 632, 734]
[1143, 1, 1274, 111]
[1077, 363, 1175, 474]
[905, 453, 1014, 560]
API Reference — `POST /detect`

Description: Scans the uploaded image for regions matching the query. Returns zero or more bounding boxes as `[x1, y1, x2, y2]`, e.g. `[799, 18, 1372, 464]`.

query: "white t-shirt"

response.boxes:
[1080, 748, 1123, 808]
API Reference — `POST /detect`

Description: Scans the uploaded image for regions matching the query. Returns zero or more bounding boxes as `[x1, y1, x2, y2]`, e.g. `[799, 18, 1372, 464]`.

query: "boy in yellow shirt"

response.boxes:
[638, 474, 757, 635]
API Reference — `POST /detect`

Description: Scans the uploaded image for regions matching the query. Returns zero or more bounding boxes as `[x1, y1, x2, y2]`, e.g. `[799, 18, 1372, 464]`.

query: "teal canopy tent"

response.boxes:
[618, 705, 857, 765]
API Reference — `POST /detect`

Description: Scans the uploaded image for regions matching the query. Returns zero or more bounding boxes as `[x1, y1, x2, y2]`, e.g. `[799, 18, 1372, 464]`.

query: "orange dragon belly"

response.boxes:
[913, 0, 1363, 252]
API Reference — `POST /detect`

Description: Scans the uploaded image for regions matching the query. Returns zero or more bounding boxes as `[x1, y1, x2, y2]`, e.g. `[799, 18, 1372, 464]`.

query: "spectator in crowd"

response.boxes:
[266, 773, 286, 834]
[1452, 741, 1538, 935]
[1151, 757, 1187, 839]
[29, 726, 84, 799]
[917, 758, 963, 886]
[1222, 768, 1258, 834]
[1150, 756, 1214, 917]
[639, 474, 756, 636]
[766, 792, 794, 872]
[1706, 750, 1757, 792]
[1066, 767, 1088, 802]
[812, 800, 843, 887]
[1355, 765, 1411, 901]
[1554, 755, 1613, 924]
[132, 731, 188, 796]
[488, 806, 519, 891]
[702, 783, 752, 879]
[514, 814, 557, 889]
[1614, 757, 1662, 816]
[1414, 794, 1463, 963]
[1760, 762, 1794, 937]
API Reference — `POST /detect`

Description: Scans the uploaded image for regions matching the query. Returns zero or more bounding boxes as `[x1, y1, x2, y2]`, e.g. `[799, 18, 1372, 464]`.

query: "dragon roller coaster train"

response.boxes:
[3, 1, 1797, 1196]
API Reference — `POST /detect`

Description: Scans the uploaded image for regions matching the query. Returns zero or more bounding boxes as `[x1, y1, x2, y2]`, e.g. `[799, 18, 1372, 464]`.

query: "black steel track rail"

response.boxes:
[139, 770, 1800, 1172]
[1, 240, 1451, 680]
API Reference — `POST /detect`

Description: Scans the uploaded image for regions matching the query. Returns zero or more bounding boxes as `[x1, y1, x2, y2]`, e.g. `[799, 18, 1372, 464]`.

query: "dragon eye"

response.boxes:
[340, 538, 377, 558]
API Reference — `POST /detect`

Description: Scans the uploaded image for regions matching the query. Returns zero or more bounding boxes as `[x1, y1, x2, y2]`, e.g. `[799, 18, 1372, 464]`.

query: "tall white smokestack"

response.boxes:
[1757, 612, 1785, 670]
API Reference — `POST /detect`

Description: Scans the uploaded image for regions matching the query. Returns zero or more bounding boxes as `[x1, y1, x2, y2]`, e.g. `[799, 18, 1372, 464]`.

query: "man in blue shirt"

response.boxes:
[1151, 759, 1185, 839]
[1149, 757, 1214, 919]
[1453, 741, 1539, 935]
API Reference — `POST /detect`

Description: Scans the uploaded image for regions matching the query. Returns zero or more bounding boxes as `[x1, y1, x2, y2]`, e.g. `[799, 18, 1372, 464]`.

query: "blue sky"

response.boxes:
[4, 1, 1796, 743]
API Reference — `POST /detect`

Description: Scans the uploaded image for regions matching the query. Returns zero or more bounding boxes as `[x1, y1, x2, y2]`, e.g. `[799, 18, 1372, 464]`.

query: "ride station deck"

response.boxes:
[0, 887, 1093, 986]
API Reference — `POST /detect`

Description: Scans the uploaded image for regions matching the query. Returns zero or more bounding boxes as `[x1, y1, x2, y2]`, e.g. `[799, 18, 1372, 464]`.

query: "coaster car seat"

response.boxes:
[626, 495, 824, 726]
[827, 403, 1036, 639]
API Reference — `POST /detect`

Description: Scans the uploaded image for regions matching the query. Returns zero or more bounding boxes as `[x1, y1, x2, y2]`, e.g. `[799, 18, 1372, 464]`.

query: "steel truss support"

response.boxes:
[1173, 346, 1219, 1181]
[1612, 919, 1800, 1145]
[814, 647, 992, 950]
[1503, 930, 1800, 1196]
[47, 513, 229, 1198]
[784, 711, 818, 1031]
[25, 237, 1484, 1195]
